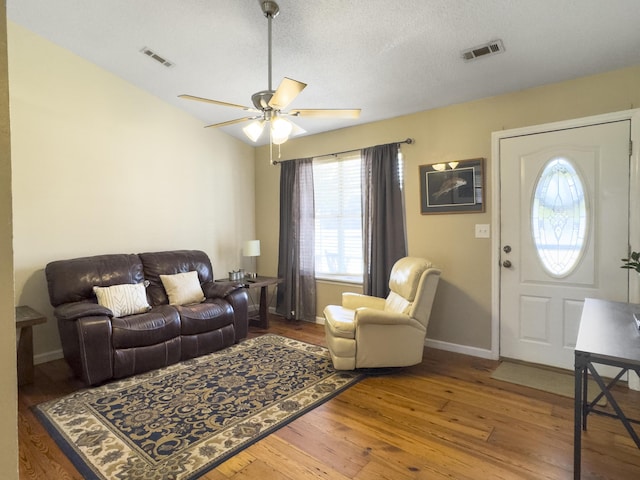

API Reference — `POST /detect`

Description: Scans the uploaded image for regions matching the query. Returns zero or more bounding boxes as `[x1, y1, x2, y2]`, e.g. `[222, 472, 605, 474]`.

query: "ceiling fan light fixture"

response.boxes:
[180, 0, 360, 154]
[289, 119, 306, 137]
[243, 120, 266, 142]
[271, 117, 293, 145]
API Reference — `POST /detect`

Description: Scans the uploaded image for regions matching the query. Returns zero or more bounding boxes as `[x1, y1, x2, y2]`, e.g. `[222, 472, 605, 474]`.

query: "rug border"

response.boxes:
[33, 406, 102, 480]
[33, 334, 363, 480]
[191, 368, 362, 478]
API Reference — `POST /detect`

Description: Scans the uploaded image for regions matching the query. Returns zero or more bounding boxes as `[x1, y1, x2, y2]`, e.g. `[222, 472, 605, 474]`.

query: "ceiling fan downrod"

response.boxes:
[260, 1, 280, 93]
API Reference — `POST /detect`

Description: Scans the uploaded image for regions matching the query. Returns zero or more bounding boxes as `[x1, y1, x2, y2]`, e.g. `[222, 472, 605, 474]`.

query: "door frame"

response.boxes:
[490, 109, 640, 360]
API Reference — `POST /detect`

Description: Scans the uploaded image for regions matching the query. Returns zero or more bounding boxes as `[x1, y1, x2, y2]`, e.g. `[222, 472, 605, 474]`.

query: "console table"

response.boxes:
[216, 276, 283, 329]
[574, 298, 640, 479]
[16, 305, 47, 386]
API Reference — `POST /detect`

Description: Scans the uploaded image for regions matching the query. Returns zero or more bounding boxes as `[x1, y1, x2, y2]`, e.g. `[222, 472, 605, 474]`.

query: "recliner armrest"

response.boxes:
[354, 307, 425, 330]
[54, 301, 113, 321]
[342, 292, 386, 310]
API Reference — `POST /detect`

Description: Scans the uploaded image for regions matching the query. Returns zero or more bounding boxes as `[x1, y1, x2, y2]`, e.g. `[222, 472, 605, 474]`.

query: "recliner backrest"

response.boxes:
[384, 257, 441, 327]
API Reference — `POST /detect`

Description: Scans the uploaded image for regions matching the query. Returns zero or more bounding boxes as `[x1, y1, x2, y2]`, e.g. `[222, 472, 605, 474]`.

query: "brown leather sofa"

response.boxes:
[45, 250, 248, 385]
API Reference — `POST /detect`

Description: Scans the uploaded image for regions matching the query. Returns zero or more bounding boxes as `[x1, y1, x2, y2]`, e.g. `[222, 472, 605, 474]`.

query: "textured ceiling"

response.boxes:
[7, 0, 640, 145]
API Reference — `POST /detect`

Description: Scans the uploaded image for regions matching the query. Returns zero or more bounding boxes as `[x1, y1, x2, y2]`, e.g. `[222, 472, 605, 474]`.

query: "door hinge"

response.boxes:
[630, 139, 633, 156]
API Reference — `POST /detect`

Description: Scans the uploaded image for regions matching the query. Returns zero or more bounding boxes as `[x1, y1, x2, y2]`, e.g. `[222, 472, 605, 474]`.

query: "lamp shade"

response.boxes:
[243, 120, 265, 143]
[270, 117, 293, 145]
[243, 240, 261, 257]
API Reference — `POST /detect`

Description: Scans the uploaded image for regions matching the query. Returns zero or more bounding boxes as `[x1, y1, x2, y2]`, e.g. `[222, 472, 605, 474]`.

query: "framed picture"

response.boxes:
[419, 158, 485, 214]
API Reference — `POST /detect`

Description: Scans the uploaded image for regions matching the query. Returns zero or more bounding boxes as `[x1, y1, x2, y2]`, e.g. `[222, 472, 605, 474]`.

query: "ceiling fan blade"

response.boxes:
[268, 77, 307, 111]
[204, 116, 259, 128]
[289, 108, 361, 119]
[179, 94, 256, 112]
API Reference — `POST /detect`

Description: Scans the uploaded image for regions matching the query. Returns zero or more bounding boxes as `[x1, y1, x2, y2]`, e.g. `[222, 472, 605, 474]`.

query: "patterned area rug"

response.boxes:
[34, 334, 362, 480]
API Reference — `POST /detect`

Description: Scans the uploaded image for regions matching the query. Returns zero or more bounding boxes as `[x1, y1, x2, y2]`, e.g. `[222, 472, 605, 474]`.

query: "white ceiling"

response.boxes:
[7, 0, 640, 145]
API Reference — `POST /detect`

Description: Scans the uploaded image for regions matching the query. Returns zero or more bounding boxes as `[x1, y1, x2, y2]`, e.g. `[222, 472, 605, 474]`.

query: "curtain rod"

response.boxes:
[272, 138, 414, 165]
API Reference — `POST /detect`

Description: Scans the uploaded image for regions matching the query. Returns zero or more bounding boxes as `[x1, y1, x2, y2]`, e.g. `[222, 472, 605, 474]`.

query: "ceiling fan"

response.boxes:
[179, 0, 361, 149]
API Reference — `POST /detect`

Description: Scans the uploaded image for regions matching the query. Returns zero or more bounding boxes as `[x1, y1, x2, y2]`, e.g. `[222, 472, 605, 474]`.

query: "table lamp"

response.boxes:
[243, 240, 260, 279]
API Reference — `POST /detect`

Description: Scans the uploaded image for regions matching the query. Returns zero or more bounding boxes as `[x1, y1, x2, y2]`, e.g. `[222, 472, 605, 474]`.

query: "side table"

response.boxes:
[15, 305, 47, 386]
[216, 276, 283, 329]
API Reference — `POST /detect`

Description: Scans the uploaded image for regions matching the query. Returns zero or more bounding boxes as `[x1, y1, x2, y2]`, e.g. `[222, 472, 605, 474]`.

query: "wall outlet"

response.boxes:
[475, 224, 490, 238]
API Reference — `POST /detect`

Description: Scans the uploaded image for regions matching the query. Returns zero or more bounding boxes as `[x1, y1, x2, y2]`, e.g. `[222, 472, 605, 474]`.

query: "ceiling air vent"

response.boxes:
[461, 39, 505, 62]
[140, 47, 174, 68]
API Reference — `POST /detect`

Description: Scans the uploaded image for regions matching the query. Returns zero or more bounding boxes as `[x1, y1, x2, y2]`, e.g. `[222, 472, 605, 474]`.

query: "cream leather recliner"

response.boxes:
[323, 257, 441, 370]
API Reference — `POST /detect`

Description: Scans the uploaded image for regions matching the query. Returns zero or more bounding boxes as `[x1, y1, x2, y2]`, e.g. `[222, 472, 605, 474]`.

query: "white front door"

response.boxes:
[499, 120, 630, 370]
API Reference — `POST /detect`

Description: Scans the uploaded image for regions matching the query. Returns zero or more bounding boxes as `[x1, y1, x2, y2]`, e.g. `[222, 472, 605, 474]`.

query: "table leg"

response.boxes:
[259, 285, 269, 329]
[574, 353, 586, 479]
[587, 363, 640, 448]
[17, 325, 34, 386]
[582, 366, 588, 430]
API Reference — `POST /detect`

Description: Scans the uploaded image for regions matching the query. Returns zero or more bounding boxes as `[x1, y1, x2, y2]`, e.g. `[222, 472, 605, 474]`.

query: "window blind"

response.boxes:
[313, 153, 363, 280]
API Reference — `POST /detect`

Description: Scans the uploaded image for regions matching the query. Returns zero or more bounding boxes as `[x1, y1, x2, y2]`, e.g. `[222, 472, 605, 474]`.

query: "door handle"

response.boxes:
[502, 260, 512, 268]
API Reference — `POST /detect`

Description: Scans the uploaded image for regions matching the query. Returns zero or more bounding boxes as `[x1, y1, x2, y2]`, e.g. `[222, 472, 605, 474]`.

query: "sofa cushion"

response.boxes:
[93, 282, 151, 317]
[181, 324, 236, 361]
[111, 305, 181, 349]
[46, 253, 144, 307]
[139, 250, 213, 306]
[160, 271, 205, 306]
[113, 337, 181, 379]
[178, 299, 234, 335]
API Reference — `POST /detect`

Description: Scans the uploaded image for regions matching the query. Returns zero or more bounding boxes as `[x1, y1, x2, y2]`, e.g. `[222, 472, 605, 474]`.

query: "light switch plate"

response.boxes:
[475, 224, 490, 238]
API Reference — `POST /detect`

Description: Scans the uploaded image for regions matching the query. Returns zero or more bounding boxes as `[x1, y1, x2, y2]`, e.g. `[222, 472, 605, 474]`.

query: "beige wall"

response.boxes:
[0, 4, 18, 479]
[255, 64, 640, 351]
[8, 22, 256, 361]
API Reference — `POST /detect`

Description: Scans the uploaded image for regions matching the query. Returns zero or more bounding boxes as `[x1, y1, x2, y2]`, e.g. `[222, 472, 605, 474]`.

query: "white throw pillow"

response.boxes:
[160, 271, 206, 306]
[93, 282, 151, 318]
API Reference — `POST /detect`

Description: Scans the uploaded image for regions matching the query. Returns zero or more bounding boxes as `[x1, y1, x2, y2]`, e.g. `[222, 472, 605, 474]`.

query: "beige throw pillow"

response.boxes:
[160, 271, 205, 306]
[93, 282, 151, 318]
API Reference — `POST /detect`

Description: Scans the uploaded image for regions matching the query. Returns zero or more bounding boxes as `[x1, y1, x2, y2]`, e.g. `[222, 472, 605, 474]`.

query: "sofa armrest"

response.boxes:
[56, 313, 114, 385]
[202, 281, 243, 299]
[224, 288, 249, 341]
[342, 292, 386, 310]
[76, 316, 114, 385]
[54, 301, 113, 321]
[201, 282, 248, 341]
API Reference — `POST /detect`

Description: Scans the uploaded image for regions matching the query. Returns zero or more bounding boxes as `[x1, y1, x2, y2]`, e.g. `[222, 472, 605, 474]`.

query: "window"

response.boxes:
[313, 153, 363, 282]
[312, 149, 404, 283]
[531, 157, 588, 277]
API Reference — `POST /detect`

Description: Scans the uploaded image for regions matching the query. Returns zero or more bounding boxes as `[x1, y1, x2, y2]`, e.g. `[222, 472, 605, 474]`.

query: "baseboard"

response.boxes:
[35, 349, 64, 365]
[424, 338, 496, 360]
[312, 312, 492, 359]
[34, 318, 492, 366]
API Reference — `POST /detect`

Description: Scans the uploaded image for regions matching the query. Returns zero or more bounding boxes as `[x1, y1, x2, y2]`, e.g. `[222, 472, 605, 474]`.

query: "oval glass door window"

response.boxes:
[531, 157, 588, 277]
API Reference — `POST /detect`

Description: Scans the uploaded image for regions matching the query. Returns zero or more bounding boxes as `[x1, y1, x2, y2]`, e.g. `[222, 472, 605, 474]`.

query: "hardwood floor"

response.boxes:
[18, 315, 640, 479]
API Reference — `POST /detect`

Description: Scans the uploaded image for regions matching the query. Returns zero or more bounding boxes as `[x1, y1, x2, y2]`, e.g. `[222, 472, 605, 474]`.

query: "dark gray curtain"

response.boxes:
[362, 143, 407, 297]
[276, 158, 316, 321]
